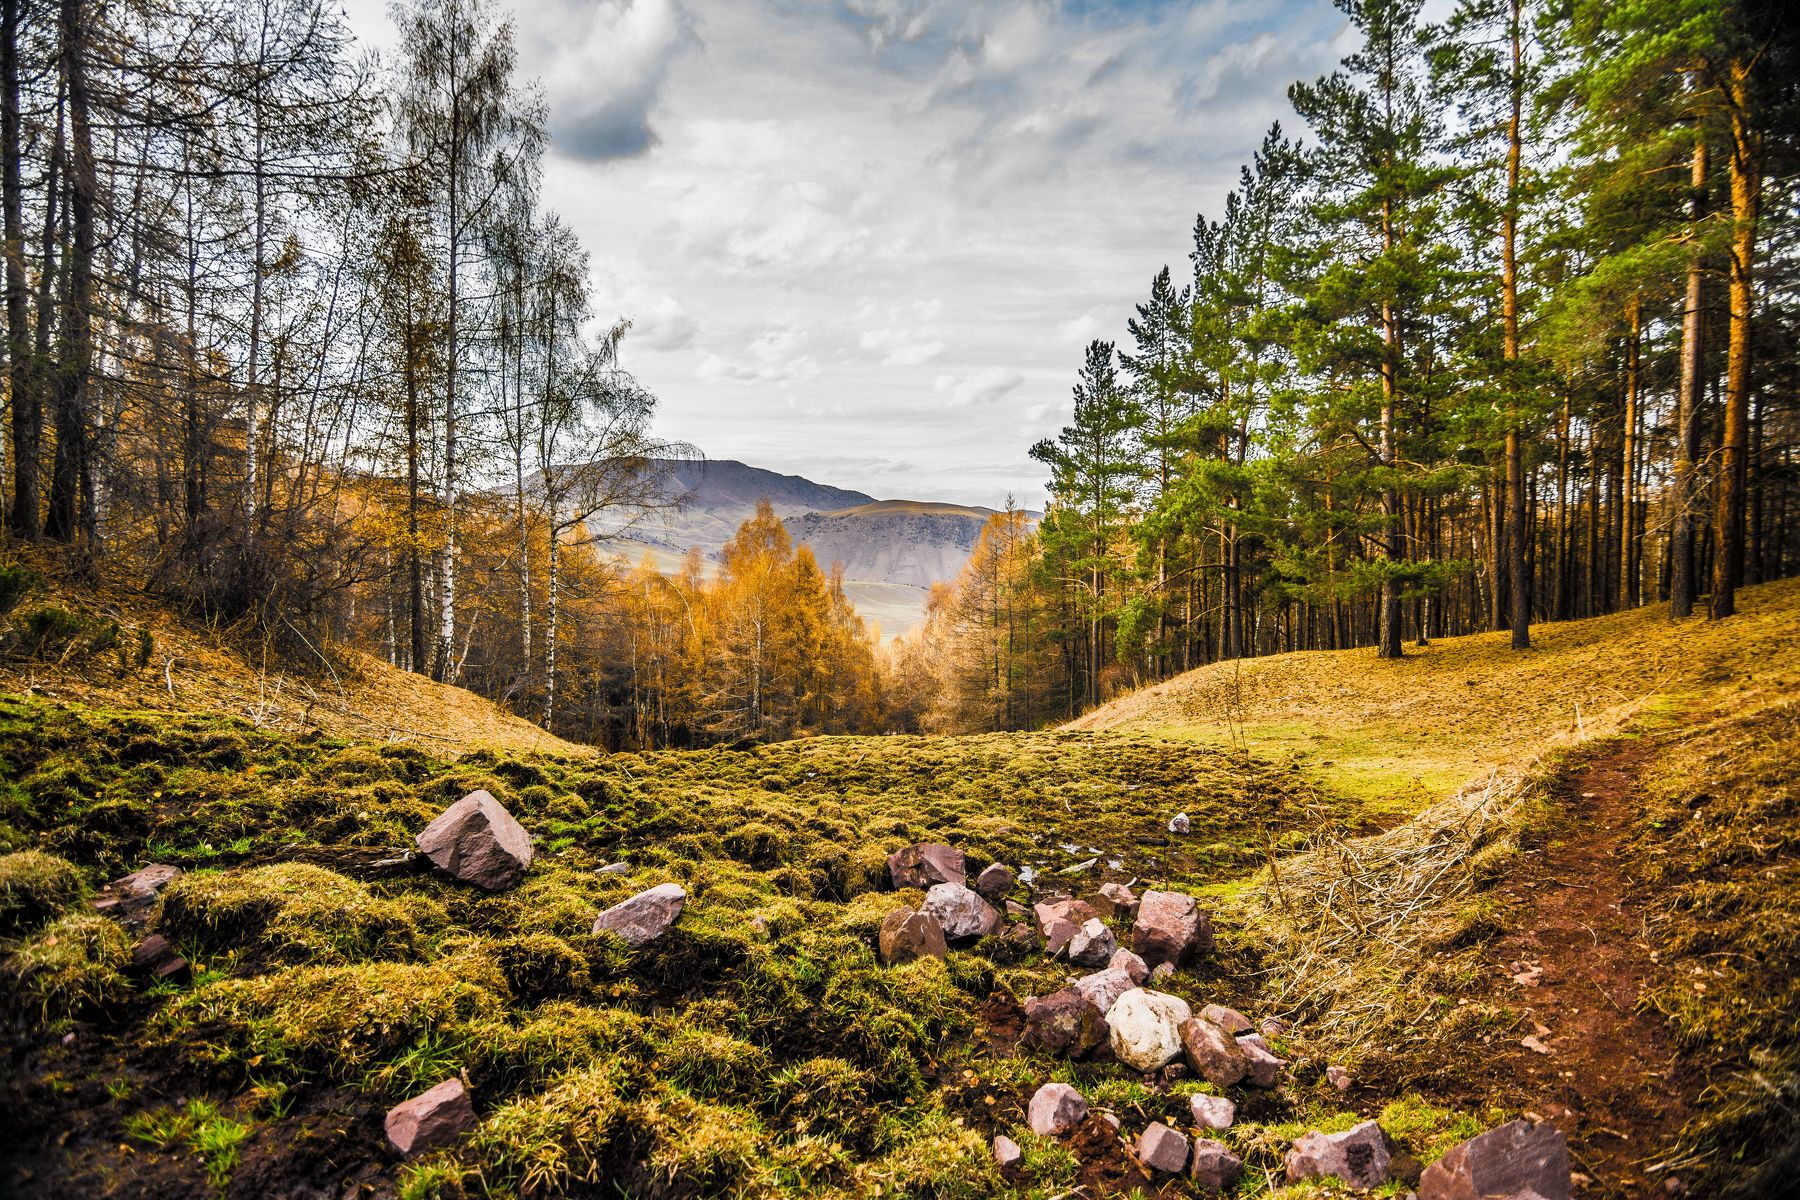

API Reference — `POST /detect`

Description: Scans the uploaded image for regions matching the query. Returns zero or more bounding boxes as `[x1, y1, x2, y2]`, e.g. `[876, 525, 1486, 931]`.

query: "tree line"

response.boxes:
[0, 0, 907, 744]
[912, 0, 1799, 732]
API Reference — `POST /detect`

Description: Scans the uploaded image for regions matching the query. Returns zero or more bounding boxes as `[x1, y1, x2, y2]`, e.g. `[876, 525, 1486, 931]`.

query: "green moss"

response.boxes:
[158, 863, 447, 965]
[4, 911, 130, 1021]
[0, 849, 84, 935]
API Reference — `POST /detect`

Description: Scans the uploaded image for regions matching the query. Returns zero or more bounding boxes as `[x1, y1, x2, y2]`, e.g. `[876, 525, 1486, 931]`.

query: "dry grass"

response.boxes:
[1070, 577, 1800, 812]
[0, 562, 584, 758]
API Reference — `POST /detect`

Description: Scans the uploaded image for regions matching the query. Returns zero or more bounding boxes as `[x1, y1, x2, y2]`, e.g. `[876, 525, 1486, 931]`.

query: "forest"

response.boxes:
[912, 0, 1800, 731]
[0, 0, 1796, 748]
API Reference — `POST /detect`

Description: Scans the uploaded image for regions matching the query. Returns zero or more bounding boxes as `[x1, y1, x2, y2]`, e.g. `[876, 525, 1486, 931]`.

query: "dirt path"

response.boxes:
[1474, 741, 1700, 1199]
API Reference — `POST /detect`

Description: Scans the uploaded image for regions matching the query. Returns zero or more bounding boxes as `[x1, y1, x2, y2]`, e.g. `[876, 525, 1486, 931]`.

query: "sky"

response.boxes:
[339, 0, 1355, 508]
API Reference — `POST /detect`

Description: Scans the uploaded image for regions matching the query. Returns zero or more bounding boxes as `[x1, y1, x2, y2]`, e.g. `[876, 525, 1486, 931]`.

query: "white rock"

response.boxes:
[1106, 988, 1192, 1072]
[1067, 916, 1118, 967]
[1028, 1082, 1087, 1136]
[921, 881, 1002, 940]
[1190, 1093, 1237, 1130]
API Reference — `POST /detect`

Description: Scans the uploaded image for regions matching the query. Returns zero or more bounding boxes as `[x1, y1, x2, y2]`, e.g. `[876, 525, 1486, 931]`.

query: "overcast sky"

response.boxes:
[341, 0, 1353, 507]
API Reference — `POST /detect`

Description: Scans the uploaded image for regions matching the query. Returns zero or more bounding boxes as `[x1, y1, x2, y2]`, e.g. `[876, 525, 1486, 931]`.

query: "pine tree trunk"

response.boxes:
[1503, 0, 1529, 649]
[1, 0, 33, 538]
[1709, 60, 1757, 621]
[1671, 136, 1707, 618]
[45, 0, 94, 549]
[1618, 296, 1641, 610]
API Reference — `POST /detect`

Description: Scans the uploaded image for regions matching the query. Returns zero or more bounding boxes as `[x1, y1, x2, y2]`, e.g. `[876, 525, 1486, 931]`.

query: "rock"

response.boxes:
[1259, 1015, 1290, 1038]
[1004, 921, 1038, 950]
[1102, 1112, 1121, 1129]
[596, 862, 631, 875]
[592, 882, 686, 946]
[1237, 1032, 1274, 1054]
[1327, 1064, 1353, 1092]
[1023, 987, 1108, 1057]
[1107, 988, 1192, 1072]
[93, 864, 181, 919]
[887, 843, 966, 889]
[878, 907, 947, 965]
[1027, 1082, 1087, 1137]
[1418, 1119, 1571, 1200]
[1005, 899, 1028, 919]
[1073, 966, 1135, 1016]
[1138, 1122, 1190, 1173]
[129, 934, 190, 983]
[921, 882, 1001, 940]
[1041, 917, 1080, 958]
[416, 790, 533, 891]
[974, 863, 1015, 902]
[1067, 916, 1118, 967]
[384, 1078, 476, 1157]
[1168, 812, 1191, 834]
[1179, 1017, 1248, 1086]
[1148, 961, 1176, 984]
[1240, 1038, 1286, 1087]
[1034, 897, 1099, 935]
[993, 1134, 1023, 1169]
[1096, 881, 1139, 919]
[1191, 1138, 1244, 1192]
[1109, 947, 1149, 983]
[1286, 1120, 1392, 1190]
[1198, 1003, 1253, 1035]
[1190, 1093, 1236, 1131]
[1131, 890, 1215, 967]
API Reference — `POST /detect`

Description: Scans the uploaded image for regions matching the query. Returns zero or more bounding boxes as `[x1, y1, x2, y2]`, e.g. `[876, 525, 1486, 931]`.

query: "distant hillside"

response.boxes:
[593, 459, 1014, 638]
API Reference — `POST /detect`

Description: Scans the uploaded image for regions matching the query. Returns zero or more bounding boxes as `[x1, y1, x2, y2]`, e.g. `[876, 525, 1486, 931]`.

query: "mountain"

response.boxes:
[591, 460, 1002, 638]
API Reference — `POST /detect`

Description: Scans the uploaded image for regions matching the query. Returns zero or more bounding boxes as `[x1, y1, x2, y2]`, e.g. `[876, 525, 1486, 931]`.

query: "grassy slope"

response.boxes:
[1069, 577, 1800, 813]
[0, 567, 584, 758]
[0, 580, 1794, 1199]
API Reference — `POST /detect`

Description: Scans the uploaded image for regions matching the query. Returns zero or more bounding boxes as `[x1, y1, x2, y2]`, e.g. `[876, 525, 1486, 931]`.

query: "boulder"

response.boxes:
[592, 882, 686, 946]
[1023, 987, 1108, 1057]
[1027, 1082, 1087, 1137]
[1239, 1039, 1286, 1088]
[1178, 1017, 1247, 1086]
[1168, 812, 1191, 834]
[974, 863, 1015, 902]
[1096, 881, 1139, 919]
[384, 1078, 476, 1156]
[1041, 918, 1079, 958]
[1190, 1093, 1236, 1131]
[922, 882, 1001, 940]
[1067, 917, 1118, 967]
[416, 791, 533, 891]
[1107, 988, 1192, 1072]
[1138, 1122, 1190, 1174]
[993, 1134, 1023, 1169]
[1191, 1138, 1244, 1192]
[1418, 1119, 1571, 1200]
[1326, 1064, 1353, 1092]
[887, 843, 966, 889]
[1072, 966, 1135, 1016]
[1131, 890, 1215, 967]
[1109, 947, 1149, 983]
[1004, 899, 1028, 919]
[1286, 1120, 1392, 1190]
[129, 934, 190, 983]
[1198, 1003, 1253, 1035]
[878, 907, 947, 965]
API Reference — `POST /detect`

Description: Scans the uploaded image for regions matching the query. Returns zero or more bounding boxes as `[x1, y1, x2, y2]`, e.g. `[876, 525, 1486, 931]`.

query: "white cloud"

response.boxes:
[935, 367, 1025, 408]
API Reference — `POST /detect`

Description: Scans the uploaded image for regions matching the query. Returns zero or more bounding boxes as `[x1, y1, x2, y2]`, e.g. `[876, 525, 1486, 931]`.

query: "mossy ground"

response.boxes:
[2, 579, 1796, 1198]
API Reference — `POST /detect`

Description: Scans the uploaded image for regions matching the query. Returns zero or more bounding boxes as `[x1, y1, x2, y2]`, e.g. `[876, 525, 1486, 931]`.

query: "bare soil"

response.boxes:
[1470, 741, 1702, 1199]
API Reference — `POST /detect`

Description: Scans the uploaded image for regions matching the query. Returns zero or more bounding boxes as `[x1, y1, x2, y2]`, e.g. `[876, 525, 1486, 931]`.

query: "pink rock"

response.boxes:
[1023, 988, 1108, 1057]
[1067, 916, 1118, 967]
[592, 882, 686, 946]
[1198, 1003, 1253, 1034]
[1042, 916, 1080, 957]
[887, 843, 966, 888]
[993, 1134, 1023, 1168]
[1130, 890, 1215, 966]
[1240, 1038, 1286, 1088]
[1138, 1121, 1190, 1173]
[1179, 1017, 1247, 1086]
[416, 790, 533, 891]
[1191, 1138, 1244, 1192]
[1027, 1082, 1087, 1137]
[1072, 966, 1135, 1016]
[1109, 947, 1149, 983]
[1326, 1064, 1352, 1092]
[878, 907, 947, 964]
[975, 863, 1015, 901]
[384, 1078, 475, 1156]
[921, 882, 1002, 940]
[1034, 898, 1099, 936]
[1190, 1093, 1236, 1130]
[1096, 881, 1139, 919]
[130, 934, 189, 982]
[1418, 1119, 1571, 1200]
[1286, 1120, 1391, 1189]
